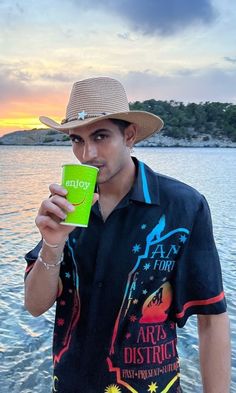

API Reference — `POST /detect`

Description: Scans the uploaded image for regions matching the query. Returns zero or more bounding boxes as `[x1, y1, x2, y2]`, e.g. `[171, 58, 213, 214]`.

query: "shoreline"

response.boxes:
[0, 129, 235, 148]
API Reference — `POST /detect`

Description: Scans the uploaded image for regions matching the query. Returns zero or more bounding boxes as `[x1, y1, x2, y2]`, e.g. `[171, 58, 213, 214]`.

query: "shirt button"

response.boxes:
[98, 281, 103, 288]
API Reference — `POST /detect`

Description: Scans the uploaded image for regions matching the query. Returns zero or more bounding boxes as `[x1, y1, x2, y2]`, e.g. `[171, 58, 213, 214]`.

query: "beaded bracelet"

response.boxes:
[42, 238, 59, 248]
[38, 248, 64, 270]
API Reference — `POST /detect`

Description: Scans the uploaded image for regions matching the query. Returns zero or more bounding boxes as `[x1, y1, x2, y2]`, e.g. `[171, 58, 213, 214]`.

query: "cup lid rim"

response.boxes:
[62, 163, 99, 171]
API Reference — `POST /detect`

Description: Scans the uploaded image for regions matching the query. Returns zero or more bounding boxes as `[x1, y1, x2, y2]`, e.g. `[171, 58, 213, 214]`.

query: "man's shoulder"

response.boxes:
[152, 169, 204, 207]
[136, 159, 205, 210]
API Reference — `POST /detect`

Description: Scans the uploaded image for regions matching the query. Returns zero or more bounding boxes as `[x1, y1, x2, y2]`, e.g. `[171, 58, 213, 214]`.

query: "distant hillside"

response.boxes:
[0, 127, 235, 148]
[0, 129, 71, 145]
[130, 100, 236, 142]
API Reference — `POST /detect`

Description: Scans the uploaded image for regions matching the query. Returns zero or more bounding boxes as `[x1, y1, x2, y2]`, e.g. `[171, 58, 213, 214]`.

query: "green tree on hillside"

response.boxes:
[130, 100, 236, 141]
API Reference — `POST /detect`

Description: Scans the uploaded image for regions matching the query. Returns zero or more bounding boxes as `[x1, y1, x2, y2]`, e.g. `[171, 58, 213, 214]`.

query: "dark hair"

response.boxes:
[110, 119, 131, 135]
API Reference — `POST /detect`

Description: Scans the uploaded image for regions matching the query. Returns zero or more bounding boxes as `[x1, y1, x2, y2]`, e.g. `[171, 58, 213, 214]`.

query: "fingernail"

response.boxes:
[68, 205, 74, 212]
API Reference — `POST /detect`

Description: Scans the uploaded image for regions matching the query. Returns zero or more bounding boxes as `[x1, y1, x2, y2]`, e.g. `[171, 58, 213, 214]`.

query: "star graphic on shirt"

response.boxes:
[126, 333, 131, 339]
[65, 272, 71, 279]
[170, 322, 175, 329]
[149, 275, 154, 281]
[60, 300, 66, 306]
[132, 243, 141, 253]
[72, 238, 76, 244]
[129, 315, 137, 322]
[179, 234, 187, 243]
[133, 299, 138, 304]
[148, 381, 158, 392]
[141, 224, 147, 230]
[142, 289, 148, 295]
[57, 318, 65, 327]
[143, 262, 151, 271]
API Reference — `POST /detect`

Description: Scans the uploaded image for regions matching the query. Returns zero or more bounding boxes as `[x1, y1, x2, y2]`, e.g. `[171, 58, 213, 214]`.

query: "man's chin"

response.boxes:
[96, 172, 111, 185]
[96, 177, 107, 185]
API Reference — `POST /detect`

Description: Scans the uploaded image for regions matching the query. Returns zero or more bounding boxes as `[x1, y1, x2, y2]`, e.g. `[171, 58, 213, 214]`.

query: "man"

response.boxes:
[24, 77, 231, 393]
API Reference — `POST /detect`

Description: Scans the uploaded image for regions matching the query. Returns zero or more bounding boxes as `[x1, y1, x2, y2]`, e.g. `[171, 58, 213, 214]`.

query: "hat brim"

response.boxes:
[39, 111, 164, 143]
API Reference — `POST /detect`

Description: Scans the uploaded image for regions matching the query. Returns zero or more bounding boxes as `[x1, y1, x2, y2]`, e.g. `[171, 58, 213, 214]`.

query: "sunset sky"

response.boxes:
[0, 0, 236, 136]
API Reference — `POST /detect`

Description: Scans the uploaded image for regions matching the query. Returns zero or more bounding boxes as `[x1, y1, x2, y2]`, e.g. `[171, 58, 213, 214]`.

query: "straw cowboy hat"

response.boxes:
[39, 76, 164, 143]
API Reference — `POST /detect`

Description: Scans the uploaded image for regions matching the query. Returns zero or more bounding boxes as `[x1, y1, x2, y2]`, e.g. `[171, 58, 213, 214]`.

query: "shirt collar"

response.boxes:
[129, 157, 160, 206]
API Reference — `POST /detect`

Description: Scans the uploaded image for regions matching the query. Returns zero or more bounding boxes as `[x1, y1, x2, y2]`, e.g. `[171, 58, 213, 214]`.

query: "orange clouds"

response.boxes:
[0, 89, 68, 135]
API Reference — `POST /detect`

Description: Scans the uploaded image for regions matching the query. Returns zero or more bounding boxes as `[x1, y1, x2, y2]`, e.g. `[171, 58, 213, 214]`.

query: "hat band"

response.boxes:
[61, 111, 111, 125]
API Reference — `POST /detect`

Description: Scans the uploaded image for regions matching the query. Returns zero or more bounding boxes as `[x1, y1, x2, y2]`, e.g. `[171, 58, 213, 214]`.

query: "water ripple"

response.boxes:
[0, 146, 235, 392]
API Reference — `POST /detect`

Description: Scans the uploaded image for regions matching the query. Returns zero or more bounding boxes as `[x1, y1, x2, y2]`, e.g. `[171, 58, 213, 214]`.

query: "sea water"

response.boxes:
[0, 146, 235, 392]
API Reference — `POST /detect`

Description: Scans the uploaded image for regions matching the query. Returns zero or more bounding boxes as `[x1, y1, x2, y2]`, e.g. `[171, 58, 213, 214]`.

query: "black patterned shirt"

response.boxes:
[25, 158, 226, 393]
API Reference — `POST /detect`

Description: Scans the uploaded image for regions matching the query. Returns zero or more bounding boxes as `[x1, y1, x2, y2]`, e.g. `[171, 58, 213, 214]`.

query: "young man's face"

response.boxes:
[69, 119, 136, 185]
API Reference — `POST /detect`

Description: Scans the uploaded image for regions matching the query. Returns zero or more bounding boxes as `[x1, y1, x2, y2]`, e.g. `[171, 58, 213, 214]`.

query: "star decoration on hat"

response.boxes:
[78, 110, 87, 120]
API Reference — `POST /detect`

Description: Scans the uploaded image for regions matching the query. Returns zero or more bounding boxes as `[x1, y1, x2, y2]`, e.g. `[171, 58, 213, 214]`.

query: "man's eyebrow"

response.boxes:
[90, 128, 111, 136]
[69, 128, 111, 139]
[69, 133, 82, 139]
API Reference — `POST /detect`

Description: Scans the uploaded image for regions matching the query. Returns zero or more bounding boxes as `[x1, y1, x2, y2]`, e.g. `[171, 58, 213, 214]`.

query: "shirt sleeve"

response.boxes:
[172, 195, 227, 327]
[24, 239, 43, 280]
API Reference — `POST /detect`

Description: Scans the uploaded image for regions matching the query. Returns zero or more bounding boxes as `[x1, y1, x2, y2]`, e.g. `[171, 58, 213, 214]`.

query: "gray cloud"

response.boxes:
[117, 32, 132, 41]
[0, 0, 25, 27]
[74, 0, 216, 36]
[0, 64, 58, 102]
[120, 67, 236, 103]
[15, 1, 24, 14]
[40, 72, 75, 83]
[0, 62, 33, 83]
[0, 63, 74, 107]
[0, 75, 27, 101]
[224, 56, 236, 64]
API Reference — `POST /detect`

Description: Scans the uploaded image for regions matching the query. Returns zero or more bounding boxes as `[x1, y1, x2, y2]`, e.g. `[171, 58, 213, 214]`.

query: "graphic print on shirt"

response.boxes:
[140, 281, 172, 324]
[52, 238, 81, 390]
[106, 215, 189, 393]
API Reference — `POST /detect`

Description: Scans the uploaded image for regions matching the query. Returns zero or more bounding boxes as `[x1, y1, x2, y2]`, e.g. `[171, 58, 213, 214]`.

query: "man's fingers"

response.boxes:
[39, 200, 65, 220]
[49, 183, 67, 196]
[35, 215, 61, 231]
[37, 185, 97, 231]
[50, 195, 74, 213]
[39, 196, 74, 219]
[92, 193, 99, 205]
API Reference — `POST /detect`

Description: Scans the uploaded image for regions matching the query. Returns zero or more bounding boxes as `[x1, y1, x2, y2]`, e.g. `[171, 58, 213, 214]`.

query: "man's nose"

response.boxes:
[81, 142, 97, 163]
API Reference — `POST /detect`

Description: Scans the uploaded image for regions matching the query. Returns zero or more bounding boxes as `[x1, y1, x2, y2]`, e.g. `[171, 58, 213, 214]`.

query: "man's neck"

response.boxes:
[97, 157, 136, 220]
[98, 157, 136, 198]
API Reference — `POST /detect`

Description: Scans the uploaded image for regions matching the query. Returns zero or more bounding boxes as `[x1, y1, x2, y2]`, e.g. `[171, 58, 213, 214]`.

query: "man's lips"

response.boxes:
[89, 163, 105, 170]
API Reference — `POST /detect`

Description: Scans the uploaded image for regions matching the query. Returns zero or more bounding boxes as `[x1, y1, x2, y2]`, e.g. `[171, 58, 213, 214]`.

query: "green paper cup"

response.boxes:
[61, 164, 99, 227]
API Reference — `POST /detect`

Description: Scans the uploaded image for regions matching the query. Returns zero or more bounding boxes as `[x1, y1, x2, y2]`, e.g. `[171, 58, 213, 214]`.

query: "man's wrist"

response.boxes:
[38, 241, 66, 267]
[42, 237, 68, 249]
[38, 249, 64, 270]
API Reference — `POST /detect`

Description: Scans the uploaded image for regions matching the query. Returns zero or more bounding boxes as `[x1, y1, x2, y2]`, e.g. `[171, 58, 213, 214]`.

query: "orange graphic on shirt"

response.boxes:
[140, 282, 172, 323]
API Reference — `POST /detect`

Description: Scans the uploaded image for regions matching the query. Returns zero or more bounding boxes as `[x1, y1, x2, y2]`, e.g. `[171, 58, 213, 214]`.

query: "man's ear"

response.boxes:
[124, 123, 137, 147]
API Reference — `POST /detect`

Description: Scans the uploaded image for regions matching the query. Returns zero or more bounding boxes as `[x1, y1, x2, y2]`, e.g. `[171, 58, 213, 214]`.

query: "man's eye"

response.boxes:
[71, 136, 83, 144]
[95, 134, 108, 141]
